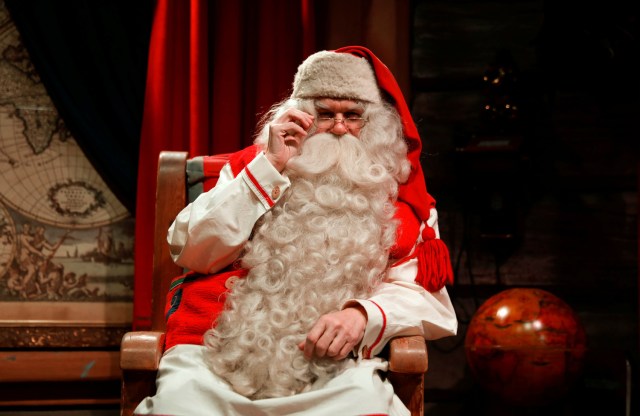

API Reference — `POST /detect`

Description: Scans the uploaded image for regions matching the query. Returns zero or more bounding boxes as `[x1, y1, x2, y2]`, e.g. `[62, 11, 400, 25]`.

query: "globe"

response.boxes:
[465, 288, 587, 407]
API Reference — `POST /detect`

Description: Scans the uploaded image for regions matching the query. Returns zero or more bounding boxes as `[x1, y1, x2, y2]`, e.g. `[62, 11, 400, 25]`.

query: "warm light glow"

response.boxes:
[496, 306, 509, 319]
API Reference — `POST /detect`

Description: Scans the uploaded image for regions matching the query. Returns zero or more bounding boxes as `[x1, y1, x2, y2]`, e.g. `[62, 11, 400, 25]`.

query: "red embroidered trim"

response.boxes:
[366, 300, 386, 359]
[244, 167, 274, 207]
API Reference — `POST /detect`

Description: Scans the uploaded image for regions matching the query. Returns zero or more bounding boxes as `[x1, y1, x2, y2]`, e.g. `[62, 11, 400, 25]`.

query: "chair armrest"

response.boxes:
[120, 331, 165, 416]
[120, 331, 165, 371]
[387, 335, 428, 416]
[388, 335, 428, 374]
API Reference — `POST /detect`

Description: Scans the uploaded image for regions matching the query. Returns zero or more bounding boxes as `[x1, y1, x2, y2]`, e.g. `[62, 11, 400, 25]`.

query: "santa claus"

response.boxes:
[135, 46, 457, 416]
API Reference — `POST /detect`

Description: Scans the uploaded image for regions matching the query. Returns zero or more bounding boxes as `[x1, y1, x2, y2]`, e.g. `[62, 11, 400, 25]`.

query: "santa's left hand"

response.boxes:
[298, 305, 367, 360]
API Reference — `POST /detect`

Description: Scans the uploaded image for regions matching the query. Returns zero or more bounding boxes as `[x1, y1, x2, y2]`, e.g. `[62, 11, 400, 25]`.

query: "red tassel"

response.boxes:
[414, 239, 454, 292]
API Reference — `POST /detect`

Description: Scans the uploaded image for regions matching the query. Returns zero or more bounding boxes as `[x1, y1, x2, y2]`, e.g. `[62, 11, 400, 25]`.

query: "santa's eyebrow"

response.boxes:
[314, 101, 365, 113]
[314, 101, 332, 112]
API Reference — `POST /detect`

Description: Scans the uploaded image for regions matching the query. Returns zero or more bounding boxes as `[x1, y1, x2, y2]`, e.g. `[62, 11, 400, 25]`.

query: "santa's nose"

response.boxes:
[330, 119, 348, 135]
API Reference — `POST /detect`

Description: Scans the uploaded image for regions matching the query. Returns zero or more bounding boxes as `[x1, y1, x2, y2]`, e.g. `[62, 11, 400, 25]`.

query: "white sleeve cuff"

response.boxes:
[240, 152, 290, 210]
[343, 299, 387, 359]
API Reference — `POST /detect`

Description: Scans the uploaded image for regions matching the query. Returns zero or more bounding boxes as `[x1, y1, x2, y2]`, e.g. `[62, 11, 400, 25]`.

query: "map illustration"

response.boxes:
[0, 2, 134, 305]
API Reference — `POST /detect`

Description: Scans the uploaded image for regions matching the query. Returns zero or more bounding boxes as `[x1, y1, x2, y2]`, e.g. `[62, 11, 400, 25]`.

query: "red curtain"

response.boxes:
[133, 0, 316, 329]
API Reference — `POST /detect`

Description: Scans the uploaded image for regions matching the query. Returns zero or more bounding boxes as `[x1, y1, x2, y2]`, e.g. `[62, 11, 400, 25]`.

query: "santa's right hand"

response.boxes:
[266, 109, 314, 172]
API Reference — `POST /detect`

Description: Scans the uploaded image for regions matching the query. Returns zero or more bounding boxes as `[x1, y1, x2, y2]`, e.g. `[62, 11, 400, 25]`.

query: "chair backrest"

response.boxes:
[150, 151, 230, 331]
[185, 154, 232, 202]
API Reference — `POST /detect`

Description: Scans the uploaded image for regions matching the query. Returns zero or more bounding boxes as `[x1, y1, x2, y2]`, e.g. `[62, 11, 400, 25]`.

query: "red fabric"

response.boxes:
[210, 2, 310, 155]
[201, 154, 232, 192]
[390, 201, 420, 260]
[334, 46, 453, 292]
[164, 267, 248, 350]
[334, 46, 435, 222]
[228, 144, 261, 177]
[133, 1, 313, 330]
[414, 239, 454, 292]
[134, 0, 201, 330]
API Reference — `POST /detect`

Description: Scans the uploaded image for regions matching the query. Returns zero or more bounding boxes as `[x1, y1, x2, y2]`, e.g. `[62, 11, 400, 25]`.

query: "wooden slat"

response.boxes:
[0, 379, 120, 406]
[151, 151, 189, 331]
[0, 350, 120, 382]
[0, 397, 119, 407]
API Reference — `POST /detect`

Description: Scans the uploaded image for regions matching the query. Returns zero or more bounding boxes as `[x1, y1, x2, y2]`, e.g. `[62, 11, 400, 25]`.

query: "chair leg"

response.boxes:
[388, 372, 424, 416]
[120, 370, 157, 416]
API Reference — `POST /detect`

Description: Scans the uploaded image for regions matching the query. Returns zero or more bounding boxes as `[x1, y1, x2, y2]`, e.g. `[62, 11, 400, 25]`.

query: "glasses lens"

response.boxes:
[315, 116, 365, 129]
[316, 117, 334, 128]
[345, 117, 365, 128]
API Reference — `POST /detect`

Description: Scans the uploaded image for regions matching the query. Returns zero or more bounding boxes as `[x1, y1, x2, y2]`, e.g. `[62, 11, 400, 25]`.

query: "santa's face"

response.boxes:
[313, 99, 365, 137]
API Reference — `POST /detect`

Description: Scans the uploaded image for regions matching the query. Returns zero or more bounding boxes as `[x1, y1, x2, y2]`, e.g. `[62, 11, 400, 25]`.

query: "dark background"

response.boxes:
[0, 0, 637, 415]
[411, 0, 638, 414]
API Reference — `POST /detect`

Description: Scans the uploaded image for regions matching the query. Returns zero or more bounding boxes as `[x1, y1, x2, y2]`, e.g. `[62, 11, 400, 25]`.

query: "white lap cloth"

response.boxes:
[134, 344, 410, 416]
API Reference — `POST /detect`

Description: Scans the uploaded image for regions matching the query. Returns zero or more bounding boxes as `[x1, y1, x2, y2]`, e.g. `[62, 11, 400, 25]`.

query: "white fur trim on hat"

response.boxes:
[291, 50, 382, 103]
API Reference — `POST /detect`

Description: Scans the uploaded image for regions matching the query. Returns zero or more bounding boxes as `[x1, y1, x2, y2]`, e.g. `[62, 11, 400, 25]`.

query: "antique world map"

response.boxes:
[0, 0, 134, 321]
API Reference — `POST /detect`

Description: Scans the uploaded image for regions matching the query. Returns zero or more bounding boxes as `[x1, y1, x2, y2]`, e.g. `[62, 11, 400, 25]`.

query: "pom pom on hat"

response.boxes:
[291, 51, 382, 103]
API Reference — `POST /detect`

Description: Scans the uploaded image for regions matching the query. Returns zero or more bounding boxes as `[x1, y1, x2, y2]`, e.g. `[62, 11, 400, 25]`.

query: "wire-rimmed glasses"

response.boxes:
[314, 114, 366, 130]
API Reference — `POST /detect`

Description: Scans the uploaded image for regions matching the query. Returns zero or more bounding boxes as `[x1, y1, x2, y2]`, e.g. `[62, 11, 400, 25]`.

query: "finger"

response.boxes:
[282, 135, 303, 155]
[282, 107, 314, 124]
[311, 328, 339, 359]
[281, 122, 308, 138]
[303, 321, 327, 359]
[276, 108, 315, 129]
[336, 342, 353, 360]
[302, 331, 319, 359]
[325, 333, 347, 358]
[302, 338, 315, 360]
[268, 123, 302, 150]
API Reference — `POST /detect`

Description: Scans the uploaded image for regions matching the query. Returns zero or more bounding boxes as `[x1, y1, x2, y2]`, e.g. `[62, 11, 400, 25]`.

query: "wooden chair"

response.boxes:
[120, 150, 429, 416]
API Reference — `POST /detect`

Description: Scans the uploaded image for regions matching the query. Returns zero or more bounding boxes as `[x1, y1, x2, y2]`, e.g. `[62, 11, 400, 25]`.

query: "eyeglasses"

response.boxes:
[314, 114, 366, 129]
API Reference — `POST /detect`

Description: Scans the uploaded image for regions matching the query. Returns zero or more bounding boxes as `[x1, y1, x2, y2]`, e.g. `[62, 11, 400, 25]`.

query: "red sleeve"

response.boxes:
[390, 201, 420, 259]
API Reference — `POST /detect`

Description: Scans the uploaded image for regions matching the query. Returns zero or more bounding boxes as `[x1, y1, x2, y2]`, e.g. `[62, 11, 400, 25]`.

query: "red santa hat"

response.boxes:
[291, 46, 453, 292]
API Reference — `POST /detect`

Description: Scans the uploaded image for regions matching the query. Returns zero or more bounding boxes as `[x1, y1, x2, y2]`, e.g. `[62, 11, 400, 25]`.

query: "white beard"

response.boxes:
[204, 133, 400, 399]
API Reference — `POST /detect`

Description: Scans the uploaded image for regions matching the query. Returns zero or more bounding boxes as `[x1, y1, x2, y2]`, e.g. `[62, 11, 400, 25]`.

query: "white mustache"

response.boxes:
[285, 132, 366, 177]
[285, 132, 395, 194]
